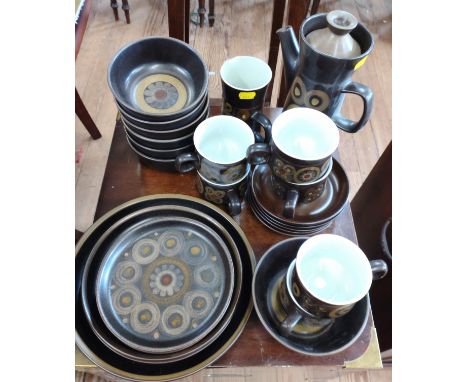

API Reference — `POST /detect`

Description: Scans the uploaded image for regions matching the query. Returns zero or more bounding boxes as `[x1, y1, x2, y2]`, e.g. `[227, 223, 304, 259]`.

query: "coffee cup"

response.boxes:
[175, 115, 257, 184]
[220, 56, 272, 128]
[247, 108, 339, 183]
[270, 158, 333, 218]
[277, 260, 334, 335]
[196, 166, 250, 216]
[289, 234, 387, 319]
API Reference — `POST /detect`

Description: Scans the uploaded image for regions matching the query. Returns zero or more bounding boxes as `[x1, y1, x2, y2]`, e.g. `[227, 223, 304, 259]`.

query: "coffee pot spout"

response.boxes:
[276, 26, 300, 92]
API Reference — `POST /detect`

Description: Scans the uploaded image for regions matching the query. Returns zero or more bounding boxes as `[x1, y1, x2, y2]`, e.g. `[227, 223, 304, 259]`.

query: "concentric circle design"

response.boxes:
[114, 260, 142, 285]
[158, 230, 185, 257]
[294, 166, 321, 183]
[183, 290, 214, 319]
[304, 89, 330, 112]
[129, 302, 161, 334]
[161, 305, 190, 336]
[135, 74, 188, 114]
[194, 263, 221, 289]
[131, 238, 160, 264]
[291, 77, 306, 105]
[142, 257, 191, 305]
[112, 285, 142, 315]
[182, 240, 208, 265]
[150, 264, 185, 297]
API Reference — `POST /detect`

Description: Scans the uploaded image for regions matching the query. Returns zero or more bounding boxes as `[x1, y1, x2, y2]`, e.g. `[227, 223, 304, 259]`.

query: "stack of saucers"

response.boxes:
[247, 158, 350, 236]
[108, 37, 209, 171]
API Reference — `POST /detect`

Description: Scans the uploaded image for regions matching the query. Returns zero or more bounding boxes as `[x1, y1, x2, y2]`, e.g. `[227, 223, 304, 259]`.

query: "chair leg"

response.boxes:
[75, 88, 102, 140]
[208, 0, 215, 27]
[198, 0, 206, 27]
[110, 0, 119, 21]
[122, 0, 130, 24]
[310, 0, 321, 15]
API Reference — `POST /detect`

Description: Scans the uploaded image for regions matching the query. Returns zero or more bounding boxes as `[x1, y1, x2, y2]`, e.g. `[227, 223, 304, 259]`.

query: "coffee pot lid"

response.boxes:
[306, 10, 361, 59]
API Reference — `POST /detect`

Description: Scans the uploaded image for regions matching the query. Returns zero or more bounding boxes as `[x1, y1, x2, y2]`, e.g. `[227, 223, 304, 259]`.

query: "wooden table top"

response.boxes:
[86, 106, 376, 367]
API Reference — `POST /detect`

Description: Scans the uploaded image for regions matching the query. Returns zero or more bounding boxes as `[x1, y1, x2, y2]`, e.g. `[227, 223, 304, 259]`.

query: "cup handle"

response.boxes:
[250, 111, 272, 143]
[280, 309, 302, 333]
[226, 189, 241, 216]
[332, 81, 374, 134]
[370, 259, 388, 280]
[283, 189, 299, 219]
[175, 152, 198, 173]
[246, 143, 271, 166]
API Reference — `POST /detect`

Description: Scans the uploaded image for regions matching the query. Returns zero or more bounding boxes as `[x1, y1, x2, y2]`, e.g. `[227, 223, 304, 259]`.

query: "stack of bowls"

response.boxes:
[108, 37, 209, 171]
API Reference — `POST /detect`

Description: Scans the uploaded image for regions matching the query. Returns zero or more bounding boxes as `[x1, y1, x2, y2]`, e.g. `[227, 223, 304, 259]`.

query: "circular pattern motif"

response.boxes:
[291, 77, 306, 105]
[144, 81, 179, 109]
[149, 263, 186, 297]
[161, 305, 190, 336]
[304, 89, 330, 112]
[129, 302, 161, 334]
[183, 290, 214, 319]
[182, 240, 208, 265]
[204, 187, 225, 204]
[272, 159, 296, 181]
[114, 260, 142, 285]
[158, 230, 185, 257]
[294, 166, 321, 183]
[194, 263, 221, 289]
[131, 238, 160, 264]
[222, 101, 233, 115]
[135, 74, 188, 114]
[222, 164, 245, 183]
[112, 285, 142, 315]
[142, 257, 192, 305]
[303, 183, 325, 202]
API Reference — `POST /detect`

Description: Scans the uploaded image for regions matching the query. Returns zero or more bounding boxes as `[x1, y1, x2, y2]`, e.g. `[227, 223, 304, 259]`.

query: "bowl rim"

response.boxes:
[108, 36, 209, 119]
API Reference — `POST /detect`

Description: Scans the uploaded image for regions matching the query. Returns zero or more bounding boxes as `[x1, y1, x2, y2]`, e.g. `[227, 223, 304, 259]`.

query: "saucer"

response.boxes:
[252, 237, 370, 356]
[250, 159, 349, 226]
[247, 192, 331, 236]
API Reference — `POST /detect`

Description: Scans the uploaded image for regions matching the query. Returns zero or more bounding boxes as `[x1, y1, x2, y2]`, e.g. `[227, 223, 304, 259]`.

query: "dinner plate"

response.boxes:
[81, 205, 243, 363]
[250, 160, 349, 226]
[76, 195, 255, 381]
[253, 237, 369, 356]
[94, 215, 234, 354]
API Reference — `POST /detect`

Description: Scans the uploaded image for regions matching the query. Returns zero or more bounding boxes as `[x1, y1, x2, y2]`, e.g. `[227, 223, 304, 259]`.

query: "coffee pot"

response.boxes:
[277, 11, 374, 133]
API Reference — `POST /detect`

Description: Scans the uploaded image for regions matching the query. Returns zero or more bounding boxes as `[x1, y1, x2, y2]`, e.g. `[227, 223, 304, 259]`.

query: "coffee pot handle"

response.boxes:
[226, 189, 241, 216]
[250, 111, 272, 143]
[175, 152, 199, 173]
[333, 82, 374, 133]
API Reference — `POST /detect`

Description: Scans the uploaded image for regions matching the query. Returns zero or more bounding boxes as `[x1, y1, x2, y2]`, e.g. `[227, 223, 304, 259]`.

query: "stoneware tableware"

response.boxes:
[247, 108, 339, 183]
[175, 116, 256, 184]
[270, 157, 333, 219]
[120, 98, 209, 140]
[94, 216, 234, 354]
[277, 12, 374, 133]
[124, 122, 194, 150]
[277, 261, 333, 335]
[196, 166, 250, 216]
[220, 56, 272, 127]
[126, 133, 194, 159]
[80, 205, 243, 364]
[290, 234, 387, 319]
[108, 37, 208, 121]
[126, 139, 178, 172]
[250, 159, 348, 225]
[116, 90, 209, 130]
[76, 195, 256, 380]
[252, 237, 370, 356]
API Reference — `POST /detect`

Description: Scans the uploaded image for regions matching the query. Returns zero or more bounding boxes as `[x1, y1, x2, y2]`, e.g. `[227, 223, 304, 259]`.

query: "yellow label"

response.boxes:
[354, 56, 368, 71]
[239, 91, 256, 100]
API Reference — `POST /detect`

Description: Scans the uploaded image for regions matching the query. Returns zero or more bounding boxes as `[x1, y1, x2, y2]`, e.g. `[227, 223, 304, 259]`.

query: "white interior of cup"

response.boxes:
[220, 56, 272, 91]
[296, 234, 372, 305]
[194, 115, 255, 164]
[272, 108, 339, 161]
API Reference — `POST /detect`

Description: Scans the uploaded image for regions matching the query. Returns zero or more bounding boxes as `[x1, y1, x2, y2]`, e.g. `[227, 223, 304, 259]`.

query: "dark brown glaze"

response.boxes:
[93, 106, 372, 366]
